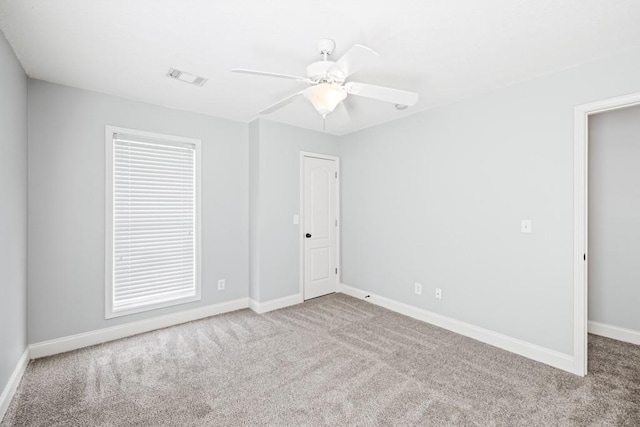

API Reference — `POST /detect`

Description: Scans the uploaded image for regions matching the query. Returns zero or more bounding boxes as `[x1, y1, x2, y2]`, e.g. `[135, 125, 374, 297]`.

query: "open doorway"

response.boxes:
[573, 92, 640, 376]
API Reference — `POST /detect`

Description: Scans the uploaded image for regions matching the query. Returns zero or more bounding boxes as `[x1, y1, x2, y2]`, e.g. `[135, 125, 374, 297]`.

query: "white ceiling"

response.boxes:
[1, 0, 640, 135]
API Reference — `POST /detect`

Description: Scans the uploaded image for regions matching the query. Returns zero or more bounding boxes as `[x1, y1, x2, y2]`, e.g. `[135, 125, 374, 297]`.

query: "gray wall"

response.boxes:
[339, 47, 640, 356]
[249, 120, 261, 301]
[28, 80, 249, 343]
[251, 120, 340, 302]
[0, 31, 28, 395]
[588, 104, 640, 331]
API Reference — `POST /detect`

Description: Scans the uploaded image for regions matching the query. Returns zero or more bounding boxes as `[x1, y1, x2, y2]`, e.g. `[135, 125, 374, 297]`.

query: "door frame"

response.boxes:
[573, 90, 640, 376]
[299, 151, 340, 300]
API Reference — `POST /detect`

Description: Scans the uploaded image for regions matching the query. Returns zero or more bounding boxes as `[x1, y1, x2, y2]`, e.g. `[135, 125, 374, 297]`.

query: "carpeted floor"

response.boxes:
[2, 294, 639, 426]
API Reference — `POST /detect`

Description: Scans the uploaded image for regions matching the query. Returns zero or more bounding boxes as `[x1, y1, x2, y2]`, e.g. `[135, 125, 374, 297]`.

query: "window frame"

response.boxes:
[105, 125, 202, 319]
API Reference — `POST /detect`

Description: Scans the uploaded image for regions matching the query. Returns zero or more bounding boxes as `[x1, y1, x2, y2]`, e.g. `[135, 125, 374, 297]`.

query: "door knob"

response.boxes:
[305, 233, 312, 238]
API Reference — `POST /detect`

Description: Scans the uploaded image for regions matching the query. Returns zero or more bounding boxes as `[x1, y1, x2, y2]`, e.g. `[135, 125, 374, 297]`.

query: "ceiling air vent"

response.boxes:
[167, 68, 208, 87]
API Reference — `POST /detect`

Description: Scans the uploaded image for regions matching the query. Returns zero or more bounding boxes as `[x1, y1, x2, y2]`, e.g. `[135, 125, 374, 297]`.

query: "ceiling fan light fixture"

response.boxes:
[304, 83, 347, 116]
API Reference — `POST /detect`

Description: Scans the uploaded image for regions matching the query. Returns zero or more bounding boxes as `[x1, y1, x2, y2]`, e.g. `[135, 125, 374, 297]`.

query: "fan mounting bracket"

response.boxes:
[317, 38, 335, 56]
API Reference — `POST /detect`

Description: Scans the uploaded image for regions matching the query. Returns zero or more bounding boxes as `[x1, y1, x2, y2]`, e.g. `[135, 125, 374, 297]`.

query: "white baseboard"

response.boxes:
[249, 294, 303, 314]
[29, 298, 249, 359]
[0, 348, 29, 423]
[589, 321, 640, 345]
[339, 284, 574, 374]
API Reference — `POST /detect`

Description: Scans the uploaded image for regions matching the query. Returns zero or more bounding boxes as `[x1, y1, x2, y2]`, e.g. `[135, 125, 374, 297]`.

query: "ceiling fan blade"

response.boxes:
[232, 69, 312, 84]
[259, 91, 304, 115]
[345, 82, 419, 106]
[329, 44, 379, 80]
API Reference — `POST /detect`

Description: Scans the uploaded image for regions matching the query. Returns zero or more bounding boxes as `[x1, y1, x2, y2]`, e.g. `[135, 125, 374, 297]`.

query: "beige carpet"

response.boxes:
[2, 294, 639, 426]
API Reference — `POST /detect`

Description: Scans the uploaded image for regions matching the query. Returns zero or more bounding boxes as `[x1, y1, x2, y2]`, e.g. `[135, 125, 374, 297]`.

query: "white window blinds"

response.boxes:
[107, 129, 200, 317]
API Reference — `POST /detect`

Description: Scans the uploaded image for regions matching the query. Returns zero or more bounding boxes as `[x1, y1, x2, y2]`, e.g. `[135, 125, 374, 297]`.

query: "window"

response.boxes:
[105, 126, 201, 318]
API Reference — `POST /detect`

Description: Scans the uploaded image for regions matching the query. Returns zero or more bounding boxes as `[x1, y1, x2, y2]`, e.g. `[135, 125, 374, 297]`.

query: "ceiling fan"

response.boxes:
[232, 39, 419, 122]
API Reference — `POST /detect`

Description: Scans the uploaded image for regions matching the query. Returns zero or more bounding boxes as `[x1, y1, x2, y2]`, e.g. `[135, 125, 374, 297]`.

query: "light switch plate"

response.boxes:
[521, 220, 532, 233]
[293, 215, 299, 225]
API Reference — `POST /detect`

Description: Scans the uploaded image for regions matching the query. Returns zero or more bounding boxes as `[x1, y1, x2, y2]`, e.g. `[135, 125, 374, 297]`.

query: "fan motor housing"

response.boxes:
[306, 61, 345, 84]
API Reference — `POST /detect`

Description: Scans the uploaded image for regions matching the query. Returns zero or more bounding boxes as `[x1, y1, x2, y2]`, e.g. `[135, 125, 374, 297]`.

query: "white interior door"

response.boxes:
[303, 155, 338, 300]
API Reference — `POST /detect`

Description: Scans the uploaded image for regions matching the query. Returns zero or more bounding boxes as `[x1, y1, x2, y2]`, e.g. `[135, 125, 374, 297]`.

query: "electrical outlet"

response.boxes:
[414, 283, 422, 295]
[217, 279, 225, 291]
[435, 288, 442, 299]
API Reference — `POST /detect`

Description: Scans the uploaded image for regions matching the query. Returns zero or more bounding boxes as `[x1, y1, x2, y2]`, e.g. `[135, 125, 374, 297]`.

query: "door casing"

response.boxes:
[573, 90, 640, 376]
